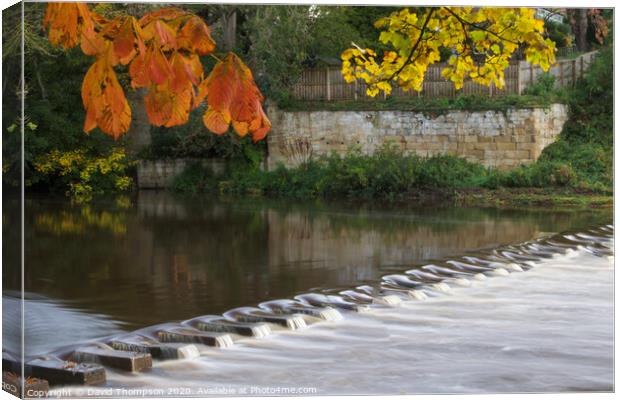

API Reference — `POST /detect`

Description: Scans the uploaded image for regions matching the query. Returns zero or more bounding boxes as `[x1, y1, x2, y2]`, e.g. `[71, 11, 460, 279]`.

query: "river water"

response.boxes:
[2, 193, 614, 395]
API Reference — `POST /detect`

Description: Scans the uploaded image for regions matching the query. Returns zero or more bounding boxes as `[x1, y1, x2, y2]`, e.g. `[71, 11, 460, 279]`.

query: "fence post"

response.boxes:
[580, 56, 584, 79]
[354, 79, 358, 100]
[326, 67, 331, 101]
[516, 62, 522, 95]
[529, 63, 534, 87]
[559, 61, 564, 87]
[571, 59, 576, 87]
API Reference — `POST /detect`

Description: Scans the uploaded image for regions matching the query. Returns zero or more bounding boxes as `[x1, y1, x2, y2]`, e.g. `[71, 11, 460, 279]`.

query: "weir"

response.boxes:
[4, 224, 613, 389]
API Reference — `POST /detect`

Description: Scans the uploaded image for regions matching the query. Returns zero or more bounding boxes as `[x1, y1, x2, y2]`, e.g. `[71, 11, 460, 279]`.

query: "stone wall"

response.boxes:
[266, 104, 568, 170]
[137, 159, 226, 189]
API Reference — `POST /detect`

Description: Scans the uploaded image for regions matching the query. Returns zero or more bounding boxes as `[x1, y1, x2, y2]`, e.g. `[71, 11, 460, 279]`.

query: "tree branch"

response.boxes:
[384, 9, 435, 82]
[442, 7, 520, 46]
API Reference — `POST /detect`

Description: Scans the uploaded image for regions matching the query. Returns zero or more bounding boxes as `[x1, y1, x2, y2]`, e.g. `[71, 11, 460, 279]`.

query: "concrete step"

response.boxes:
[110, 335, 200, 360]
[185, 316, 272, 338]
[3, 357, 106, 386]
[157, 327, 234, 348]
[71, 345, 152, 372]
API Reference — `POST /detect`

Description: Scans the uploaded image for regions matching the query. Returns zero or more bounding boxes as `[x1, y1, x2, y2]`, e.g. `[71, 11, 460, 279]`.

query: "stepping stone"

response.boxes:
[404, 269, 445, 282]
[382, 274, 426, 289]
[259, 300, 343, 321]
[384, 277, 451, 293]
[379, 283, 429, 300]
[110, 335, 199, 360]
[353, 285, 407, 302]
[185, 316, 272, 338]
[531, 243, 570, 253]
[157, 327, 234, 348]
[295, 293, 370, 312]
[5, 358, 106, 386]
[223, 307, 307, 330]
[462, 256, 525, 272]
[71, 345, 152, 372]
[446, 260, 509, 277]
[445, 260, 494, 273]
[498, 250, 540, 263]
[583, 245, 614, 257]
[563, 234, 595, 245]
[421, 264, 487, 280]
[407, 267, 473, 285]
[521, 244, 557, 258]
[339, 290, 402, 306]
[2, 372, 49, 398]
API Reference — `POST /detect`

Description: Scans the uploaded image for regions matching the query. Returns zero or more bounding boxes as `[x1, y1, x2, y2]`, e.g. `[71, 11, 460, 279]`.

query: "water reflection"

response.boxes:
[2, 193, 611, 333]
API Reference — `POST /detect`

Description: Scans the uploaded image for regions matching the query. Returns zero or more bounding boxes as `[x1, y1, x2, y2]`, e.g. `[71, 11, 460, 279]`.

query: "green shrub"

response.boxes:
[141, 105, 266, 164]
[523, 72, 556, 97]
[496, 161, 578, 188]
[171, 162, 217, 193]
[174, 145, 499, 200]
[32, 147, 133, 202]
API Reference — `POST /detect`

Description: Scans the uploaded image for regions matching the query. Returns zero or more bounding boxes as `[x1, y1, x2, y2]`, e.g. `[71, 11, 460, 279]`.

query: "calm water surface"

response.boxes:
[2, 193, 613, 394]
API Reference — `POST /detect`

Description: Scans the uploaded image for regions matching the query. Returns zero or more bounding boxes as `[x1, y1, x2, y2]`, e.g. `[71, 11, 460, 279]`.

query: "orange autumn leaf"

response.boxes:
[147, 46, 173, 86]
[153, 20, 178, 49]
[138, 7, 190, 27]
[128, 52, 150, 88]
[80, 24, 106, 57]
[113, 18, 137, 64]
[81, 58, 131, 139]
[201, 53, 271, 141]
[183, 54, 204, 86]
[43, 2, 93, 49]
[43, 3, 270, 142]
[144, 83, 192, 128]
[203, 108, 232, 135]
[169, 52, 201, 94]
[178, 16, 216, 55]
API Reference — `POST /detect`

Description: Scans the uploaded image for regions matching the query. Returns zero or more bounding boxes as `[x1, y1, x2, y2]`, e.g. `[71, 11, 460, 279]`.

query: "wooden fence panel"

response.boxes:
[291, 51, 598, 101]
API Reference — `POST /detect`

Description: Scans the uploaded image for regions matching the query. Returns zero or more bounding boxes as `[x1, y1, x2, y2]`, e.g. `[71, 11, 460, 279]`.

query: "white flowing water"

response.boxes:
[59, 241, 613, 396]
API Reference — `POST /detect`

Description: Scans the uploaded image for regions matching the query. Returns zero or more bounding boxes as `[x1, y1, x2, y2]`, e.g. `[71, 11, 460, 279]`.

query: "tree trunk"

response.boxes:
[33, 57, 47, 101]
[221, 9, 237, 52]
[125, 88, 151, 156]
[570, 9, 589, 52]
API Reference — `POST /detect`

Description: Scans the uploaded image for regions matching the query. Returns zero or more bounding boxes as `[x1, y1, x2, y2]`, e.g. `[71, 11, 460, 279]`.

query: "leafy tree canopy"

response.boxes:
[341, 7, 557, 96]
[42, 2, 271, 141]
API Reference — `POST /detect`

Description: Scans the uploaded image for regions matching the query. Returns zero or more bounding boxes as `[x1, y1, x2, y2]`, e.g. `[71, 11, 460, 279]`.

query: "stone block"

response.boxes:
[496, 142, 517, 151]
[513, 150, 531, 159]
[474, 142, 497, 151]
[494, 134, 513, 143]
[464, 135, 478, 143]
[464, 149, 485, 158]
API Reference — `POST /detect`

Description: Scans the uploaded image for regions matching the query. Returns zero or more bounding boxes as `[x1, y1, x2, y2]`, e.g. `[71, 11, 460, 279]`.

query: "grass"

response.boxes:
[454, 187, 612, 209]
[279, 93, 565, 113]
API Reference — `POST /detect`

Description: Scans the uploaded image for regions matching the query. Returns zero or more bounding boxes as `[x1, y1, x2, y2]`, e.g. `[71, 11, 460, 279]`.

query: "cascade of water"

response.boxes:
[7, 225, 612, 392]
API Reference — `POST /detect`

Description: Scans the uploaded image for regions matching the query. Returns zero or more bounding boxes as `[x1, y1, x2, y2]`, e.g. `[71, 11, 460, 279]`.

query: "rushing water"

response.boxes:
[2, 193, 613, 395]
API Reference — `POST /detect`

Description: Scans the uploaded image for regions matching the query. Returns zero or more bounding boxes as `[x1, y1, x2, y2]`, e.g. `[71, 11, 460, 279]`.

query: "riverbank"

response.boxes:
[170, 49, 611, 209]
[452, 187, 613, 209]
